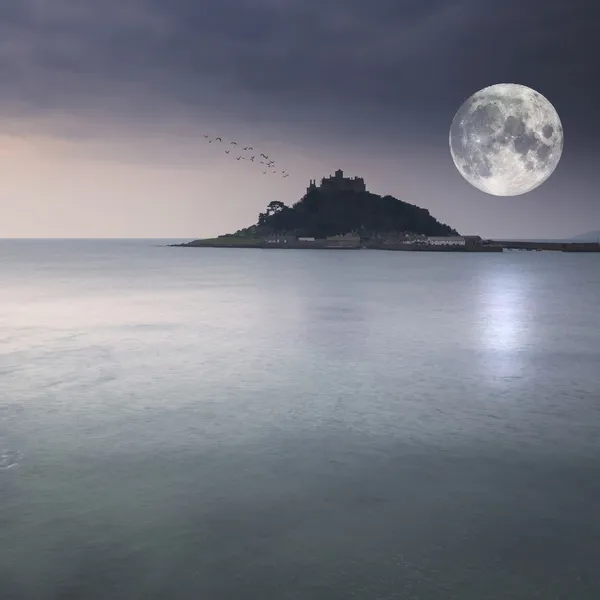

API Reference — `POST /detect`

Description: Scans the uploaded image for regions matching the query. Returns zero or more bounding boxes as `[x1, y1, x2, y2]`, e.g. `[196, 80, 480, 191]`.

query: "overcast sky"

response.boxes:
[0, 0, 598, 238]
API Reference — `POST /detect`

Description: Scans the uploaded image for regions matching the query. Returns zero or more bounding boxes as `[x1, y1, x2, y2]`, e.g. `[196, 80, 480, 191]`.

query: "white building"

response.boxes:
[427, 236, 466, 246]
[264, 234, 295, 244]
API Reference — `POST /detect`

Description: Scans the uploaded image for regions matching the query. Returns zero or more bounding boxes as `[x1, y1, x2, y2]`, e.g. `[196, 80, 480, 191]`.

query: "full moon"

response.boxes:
[449, 83, 563, 196]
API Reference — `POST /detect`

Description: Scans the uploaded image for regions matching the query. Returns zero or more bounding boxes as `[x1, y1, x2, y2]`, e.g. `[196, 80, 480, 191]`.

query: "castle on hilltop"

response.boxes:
[306, 169, 366, 194]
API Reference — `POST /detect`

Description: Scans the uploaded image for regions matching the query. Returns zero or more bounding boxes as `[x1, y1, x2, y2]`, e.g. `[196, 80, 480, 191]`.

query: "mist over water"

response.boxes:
[1, 240, 600, 599]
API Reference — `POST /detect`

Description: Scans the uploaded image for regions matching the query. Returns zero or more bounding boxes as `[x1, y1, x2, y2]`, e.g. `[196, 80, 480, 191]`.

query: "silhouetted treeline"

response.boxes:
[248, 188, 458, 238]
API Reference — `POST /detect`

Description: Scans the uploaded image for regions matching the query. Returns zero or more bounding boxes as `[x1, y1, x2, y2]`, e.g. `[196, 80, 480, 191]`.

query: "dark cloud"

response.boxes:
[0, 0, 598, 148]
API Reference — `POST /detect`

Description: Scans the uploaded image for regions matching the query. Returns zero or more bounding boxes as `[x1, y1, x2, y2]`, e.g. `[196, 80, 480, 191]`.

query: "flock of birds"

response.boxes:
[203, 134, 290, 178]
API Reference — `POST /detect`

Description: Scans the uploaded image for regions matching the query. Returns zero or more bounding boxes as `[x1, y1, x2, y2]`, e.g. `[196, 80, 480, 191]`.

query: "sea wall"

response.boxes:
[365, 243, 503, 252]
[494, 240, 600, 252]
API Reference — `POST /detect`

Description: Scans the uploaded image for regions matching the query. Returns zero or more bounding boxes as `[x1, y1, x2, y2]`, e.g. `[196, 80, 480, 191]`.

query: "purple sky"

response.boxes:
[0, 0, 598, 238]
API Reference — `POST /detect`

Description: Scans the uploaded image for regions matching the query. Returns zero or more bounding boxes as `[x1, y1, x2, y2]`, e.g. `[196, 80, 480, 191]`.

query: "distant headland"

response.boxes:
[172, 170, 598, 252]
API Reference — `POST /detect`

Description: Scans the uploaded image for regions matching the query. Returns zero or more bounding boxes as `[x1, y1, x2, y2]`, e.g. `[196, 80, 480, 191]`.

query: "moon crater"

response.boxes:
[449, 83, 563, 196]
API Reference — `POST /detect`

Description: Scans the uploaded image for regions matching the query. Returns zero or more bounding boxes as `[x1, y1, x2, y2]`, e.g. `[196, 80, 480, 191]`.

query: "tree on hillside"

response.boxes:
[266, 201, 286, 216]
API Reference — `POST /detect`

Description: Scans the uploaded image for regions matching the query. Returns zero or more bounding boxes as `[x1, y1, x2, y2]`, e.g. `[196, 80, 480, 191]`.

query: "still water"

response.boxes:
[1, 239, 599, 599]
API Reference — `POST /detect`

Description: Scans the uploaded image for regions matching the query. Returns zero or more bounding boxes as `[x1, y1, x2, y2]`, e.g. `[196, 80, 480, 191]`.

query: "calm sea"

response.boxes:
[1, 239, 599, 599]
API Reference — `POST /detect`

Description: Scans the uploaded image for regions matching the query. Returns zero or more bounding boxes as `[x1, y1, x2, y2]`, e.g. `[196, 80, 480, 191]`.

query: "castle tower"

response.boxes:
[307, 170, 367, 194]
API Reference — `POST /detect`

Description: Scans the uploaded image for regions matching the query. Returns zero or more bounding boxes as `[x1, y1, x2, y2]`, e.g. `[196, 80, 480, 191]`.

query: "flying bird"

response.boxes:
[216, 137, 222, 142]
[249, 156, 255, 161]
[203, 134, 209, 138]
[225, 150, 230, 154]
[230, 141, 237, 145]
[236, 156, 243, 160]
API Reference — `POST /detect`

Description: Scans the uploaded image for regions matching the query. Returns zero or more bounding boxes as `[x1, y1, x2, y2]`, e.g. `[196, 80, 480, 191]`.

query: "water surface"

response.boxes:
[1, 240, 599, 599]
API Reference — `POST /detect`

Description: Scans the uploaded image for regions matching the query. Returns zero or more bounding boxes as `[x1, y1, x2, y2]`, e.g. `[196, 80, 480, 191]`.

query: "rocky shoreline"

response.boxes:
[170, 239, 504, 252]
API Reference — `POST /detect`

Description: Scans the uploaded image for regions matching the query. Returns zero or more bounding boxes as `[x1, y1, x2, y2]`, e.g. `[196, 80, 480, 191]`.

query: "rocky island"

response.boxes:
[173, 169, 501, 251]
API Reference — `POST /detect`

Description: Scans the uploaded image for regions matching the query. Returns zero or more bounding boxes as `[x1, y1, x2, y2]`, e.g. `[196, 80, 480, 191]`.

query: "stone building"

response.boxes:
[306, 169, 366, 194]
[463, 235, 483, 246]
[427, 236, 466, 246]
